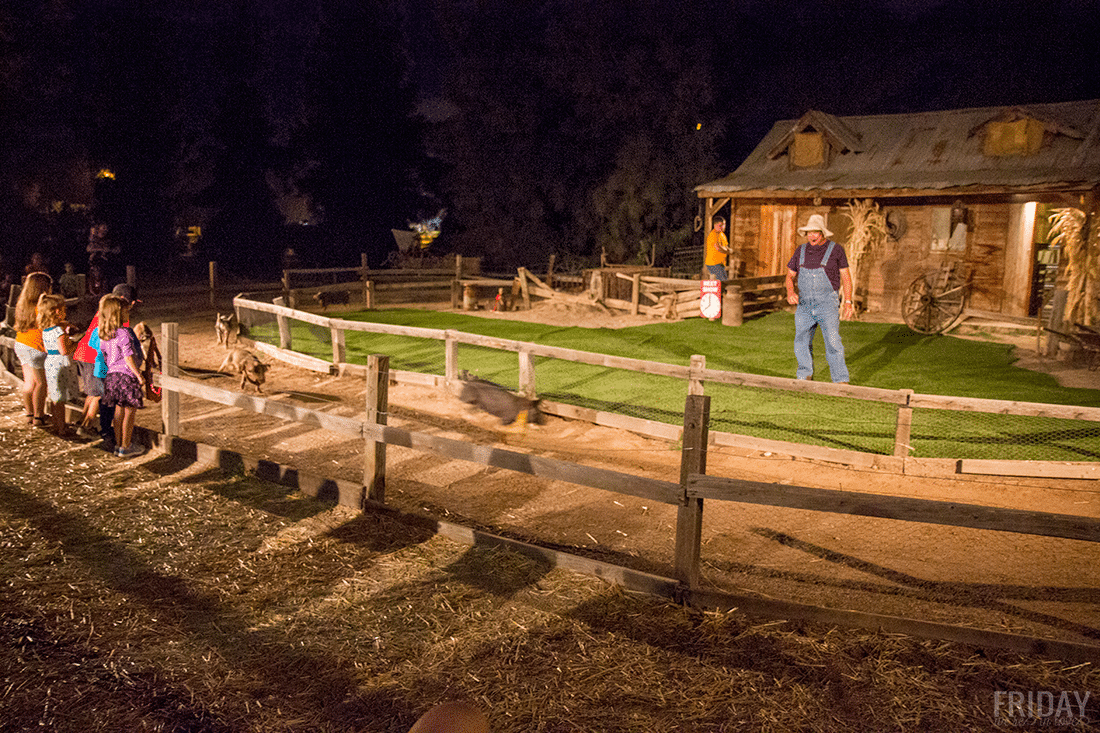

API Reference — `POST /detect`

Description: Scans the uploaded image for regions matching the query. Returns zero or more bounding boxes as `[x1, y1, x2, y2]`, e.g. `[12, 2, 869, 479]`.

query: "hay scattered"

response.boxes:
[0, 385, 1097, 732]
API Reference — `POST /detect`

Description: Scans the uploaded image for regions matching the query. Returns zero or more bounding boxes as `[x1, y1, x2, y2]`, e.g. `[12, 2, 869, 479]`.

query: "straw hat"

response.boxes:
[797, 214, 833, 238]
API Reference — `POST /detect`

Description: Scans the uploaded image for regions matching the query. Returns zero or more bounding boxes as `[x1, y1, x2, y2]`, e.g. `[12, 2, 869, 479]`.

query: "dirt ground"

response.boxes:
[111, 291, 1100, 649]
[2, 289, 1099, 730]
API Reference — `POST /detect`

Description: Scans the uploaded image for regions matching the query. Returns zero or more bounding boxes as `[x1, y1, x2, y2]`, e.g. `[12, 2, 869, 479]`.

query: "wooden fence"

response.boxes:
[0, 325, 1097, 660]
[233, 294, 1100, 478]
[152, 322, 1100, 662]
[279, 254, 486, 310]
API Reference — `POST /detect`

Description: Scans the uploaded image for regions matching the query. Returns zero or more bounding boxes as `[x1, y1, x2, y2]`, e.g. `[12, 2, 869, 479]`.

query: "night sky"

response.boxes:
[404, 0, 1100, 165]
[5, 0, 1100, 277]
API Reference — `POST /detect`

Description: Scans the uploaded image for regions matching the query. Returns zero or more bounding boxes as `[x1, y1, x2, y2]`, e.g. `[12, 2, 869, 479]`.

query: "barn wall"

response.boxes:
[966, 204, 1008, 312]
[732, 204, 761, 277]
[726, 199, 1021, 320]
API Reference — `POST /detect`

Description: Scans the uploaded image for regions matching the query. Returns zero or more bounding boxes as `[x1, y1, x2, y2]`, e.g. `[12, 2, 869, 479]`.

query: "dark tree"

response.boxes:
[293, 0, 427, 269]
[0, 0, 87, 276]
[426, 0, 723, 271]
[79, 4, 182, 271]
[193, 0, 286, 278]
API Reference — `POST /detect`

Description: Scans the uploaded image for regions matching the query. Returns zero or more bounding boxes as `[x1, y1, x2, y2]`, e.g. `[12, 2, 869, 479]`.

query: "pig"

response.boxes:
[314, 290, 350, 310]
[215, 312, 240, 348]
[458, 372, 543, 427]
[218, 348, 269, 394]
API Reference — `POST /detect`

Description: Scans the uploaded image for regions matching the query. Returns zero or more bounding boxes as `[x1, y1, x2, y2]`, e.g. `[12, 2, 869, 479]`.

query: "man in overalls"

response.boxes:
[784, 214, 854, 383]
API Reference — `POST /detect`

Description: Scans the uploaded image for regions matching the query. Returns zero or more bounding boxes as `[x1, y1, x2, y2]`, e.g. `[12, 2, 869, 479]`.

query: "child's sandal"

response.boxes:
[24, 414, 34, 425]
[32, 416, 49, 427]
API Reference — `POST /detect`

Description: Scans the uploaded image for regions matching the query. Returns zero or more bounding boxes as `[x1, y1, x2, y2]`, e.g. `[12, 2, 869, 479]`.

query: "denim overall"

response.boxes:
[794, 242, 849, 382]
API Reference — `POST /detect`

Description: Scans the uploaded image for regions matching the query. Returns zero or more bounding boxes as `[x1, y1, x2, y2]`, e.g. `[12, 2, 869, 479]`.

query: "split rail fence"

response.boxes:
[152, 323, 1100, 661]
[1, 326, 1098, 660]
[232, 294, 1100, 475]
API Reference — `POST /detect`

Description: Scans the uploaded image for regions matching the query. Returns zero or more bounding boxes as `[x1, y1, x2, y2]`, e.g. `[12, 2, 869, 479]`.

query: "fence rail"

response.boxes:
[154, 323, 1100, 662]
[232, 294, 1100, 472]
[0, 325, 1097, 660]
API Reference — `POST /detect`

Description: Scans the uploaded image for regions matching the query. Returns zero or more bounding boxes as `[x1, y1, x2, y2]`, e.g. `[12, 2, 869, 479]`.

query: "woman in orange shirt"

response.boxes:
[13, 272, 52, 425]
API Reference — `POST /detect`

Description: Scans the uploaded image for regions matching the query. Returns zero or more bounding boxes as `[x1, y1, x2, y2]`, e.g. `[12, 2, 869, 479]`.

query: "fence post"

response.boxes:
[445, 331, 458, 382]
[546, 253, 556, 289]
[161, 322, 179, 441]
[688, 354, 706, 396]
[365, 354, 389, 505]
[518, 348, 535, 397]
[273, 297, 292, 350]
[361, 254, 371, 308]
[208, 261, 216, 306]
[519, 268, 531, 309]
[894, 388, 914, 458]
[330, 323, 346, 367]
[675, 394, 709, 588]
[631, 273, 641, 315]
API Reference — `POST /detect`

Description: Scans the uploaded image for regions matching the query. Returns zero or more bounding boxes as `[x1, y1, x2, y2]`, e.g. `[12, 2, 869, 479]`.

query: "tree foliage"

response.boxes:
[292, 0, 429, 268]
[427, 0, 723, 271]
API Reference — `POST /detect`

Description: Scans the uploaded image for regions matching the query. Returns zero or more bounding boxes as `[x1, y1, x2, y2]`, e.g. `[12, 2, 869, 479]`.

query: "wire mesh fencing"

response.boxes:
[233, 296, 1100, 463]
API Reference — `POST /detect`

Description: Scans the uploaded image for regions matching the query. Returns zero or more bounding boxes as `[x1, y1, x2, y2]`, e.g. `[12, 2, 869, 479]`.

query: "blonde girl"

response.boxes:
[97, 295, 146, 458]
[36, 293, 80, 436]
[13, 272, 52, 426]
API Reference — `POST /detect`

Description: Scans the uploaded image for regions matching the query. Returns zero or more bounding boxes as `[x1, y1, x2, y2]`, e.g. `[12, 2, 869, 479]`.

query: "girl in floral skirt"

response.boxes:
[97, 295, 146, 458]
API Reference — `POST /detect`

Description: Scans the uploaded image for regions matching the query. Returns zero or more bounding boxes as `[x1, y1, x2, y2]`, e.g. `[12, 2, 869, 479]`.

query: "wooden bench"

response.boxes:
[452, 278, 520, 310]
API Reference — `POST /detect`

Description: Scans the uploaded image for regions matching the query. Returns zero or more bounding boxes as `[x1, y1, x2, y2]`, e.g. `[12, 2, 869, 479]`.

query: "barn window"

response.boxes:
[930, 206, 967, 252]
[791, 131, 827, 168]
[983, 118, 1045, 156]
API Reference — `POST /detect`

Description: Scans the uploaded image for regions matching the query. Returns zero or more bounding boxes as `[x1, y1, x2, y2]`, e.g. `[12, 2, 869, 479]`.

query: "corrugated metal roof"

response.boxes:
[697, 100, 1100, 194]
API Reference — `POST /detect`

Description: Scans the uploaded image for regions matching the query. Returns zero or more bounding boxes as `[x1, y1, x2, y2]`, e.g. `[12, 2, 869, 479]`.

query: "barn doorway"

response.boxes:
[759, 204, 797, 276]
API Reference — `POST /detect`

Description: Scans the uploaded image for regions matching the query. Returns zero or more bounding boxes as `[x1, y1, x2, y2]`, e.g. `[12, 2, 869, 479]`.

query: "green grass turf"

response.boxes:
[246, 309, 1100, 461]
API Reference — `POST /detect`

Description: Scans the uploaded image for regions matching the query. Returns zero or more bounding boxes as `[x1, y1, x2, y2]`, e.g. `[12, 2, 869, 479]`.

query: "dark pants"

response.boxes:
[99, 400, 116, 446]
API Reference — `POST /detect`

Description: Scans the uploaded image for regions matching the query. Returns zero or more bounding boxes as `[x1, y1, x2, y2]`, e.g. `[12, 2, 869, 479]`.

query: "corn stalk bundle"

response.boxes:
[841, 198, 888, 300]
[1047, 207, 1095, 324]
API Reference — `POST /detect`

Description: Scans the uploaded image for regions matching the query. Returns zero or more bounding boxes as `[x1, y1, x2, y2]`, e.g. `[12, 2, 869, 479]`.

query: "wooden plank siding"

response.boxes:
[731, 203, 761, 277]
[967, 204, 1009, 313]
[725, 201, 1023, 320]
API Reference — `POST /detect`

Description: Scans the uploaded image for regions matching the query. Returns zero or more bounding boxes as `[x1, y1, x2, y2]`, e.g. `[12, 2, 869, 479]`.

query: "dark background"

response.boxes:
[2, 0, 1099, 286]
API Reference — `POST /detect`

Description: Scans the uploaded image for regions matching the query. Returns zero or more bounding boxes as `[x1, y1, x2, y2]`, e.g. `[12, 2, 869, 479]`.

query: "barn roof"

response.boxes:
[697, 100, 1100, 196]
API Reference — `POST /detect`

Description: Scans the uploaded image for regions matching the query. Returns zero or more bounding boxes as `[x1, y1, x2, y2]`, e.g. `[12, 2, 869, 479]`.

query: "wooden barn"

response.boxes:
[695, 101, 1100, 330]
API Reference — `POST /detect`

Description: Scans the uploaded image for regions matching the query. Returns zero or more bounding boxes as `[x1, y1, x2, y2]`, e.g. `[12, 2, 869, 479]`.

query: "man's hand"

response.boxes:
[841, 301, 856, 320]
[787, 292, 799, 306]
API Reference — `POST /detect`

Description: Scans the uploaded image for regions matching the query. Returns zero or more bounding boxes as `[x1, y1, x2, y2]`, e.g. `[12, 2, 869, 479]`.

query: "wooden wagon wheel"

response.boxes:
[902, 264, 968, 334]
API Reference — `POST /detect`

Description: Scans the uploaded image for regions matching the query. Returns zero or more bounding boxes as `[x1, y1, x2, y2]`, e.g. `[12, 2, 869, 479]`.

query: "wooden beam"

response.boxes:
[368, 422, 681, 504]
[674, 395, 709, 587]
[908, 393, 1100, 422]
[687, 474, 1100, 542]
[161, 323, 180, 438]
[687, 587, 1100, 664]
[959, 460, 1100, 480]
[365, 355, 388, 504]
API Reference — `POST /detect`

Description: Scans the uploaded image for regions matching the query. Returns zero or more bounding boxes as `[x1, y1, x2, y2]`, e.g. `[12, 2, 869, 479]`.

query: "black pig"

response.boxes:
[314, 290, 350, 309]
[458, 373, 543, 426]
